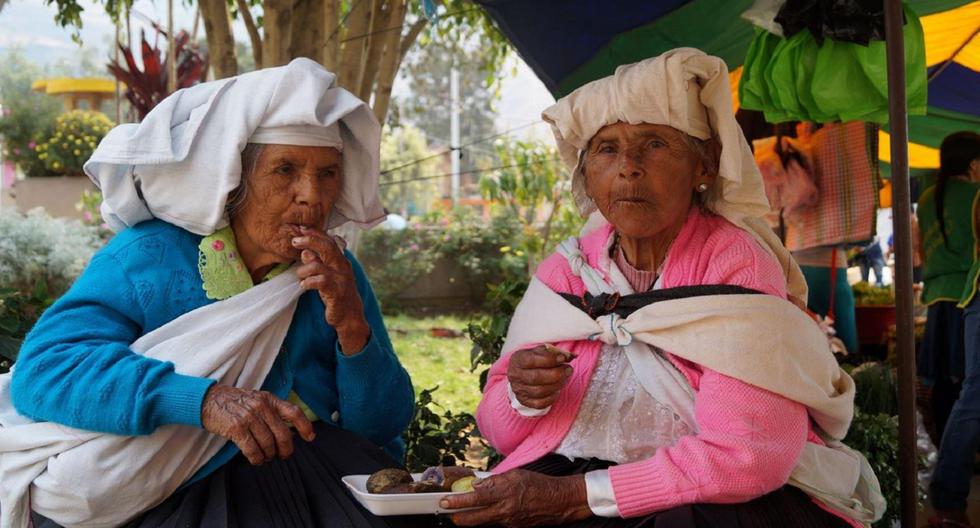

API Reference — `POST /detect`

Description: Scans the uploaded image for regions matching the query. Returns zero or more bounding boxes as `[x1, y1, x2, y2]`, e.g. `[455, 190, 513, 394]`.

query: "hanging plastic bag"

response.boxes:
[741, 0, 788, 36]
[739, 3, 926, 124]
[775, 0, 888, 45]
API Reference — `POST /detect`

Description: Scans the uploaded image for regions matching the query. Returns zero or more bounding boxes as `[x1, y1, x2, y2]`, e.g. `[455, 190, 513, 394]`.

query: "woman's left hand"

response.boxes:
[439, 470, 592, 527]
[293, 227, 370, 354]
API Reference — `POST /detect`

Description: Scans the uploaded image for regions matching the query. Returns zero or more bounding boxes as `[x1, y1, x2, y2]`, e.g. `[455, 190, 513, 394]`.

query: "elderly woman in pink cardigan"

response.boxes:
[441, 49, 884, 528]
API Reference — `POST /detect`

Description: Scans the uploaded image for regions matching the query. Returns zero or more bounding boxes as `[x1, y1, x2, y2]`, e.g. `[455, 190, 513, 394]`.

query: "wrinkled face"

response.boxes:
[232, 144, 343, 261]
[583, 122, 715, 239]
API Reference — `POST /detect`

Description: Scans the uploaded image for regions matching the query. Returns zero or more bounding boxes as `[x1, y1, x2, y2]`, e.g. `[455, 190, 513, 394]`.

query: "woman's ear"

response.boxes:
[697, 137, 722, 189]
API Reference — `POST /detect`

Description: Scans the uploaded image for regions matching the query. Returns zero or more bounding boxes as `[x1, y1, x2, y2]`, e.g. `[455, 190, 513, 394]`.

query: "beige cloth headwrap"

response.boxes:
[542, 48, 808, 301]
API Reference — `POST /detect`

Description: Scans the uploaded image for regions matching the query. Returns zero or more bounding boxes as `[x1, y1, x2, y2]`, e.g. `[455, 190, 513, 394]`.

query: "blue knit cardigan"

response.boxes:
[11, 220, 414, 484]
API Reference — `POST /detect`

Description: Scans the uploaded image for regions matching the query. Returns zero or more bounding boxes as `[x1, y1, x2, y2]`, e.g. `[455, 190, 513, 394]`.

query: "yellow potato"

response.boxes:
[451, 475, 476, 493]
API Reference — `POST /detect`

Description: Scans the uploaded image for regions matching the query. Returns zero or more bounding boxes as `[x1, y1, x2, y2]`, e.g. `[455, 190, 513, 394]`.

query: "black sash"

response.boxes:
[559, 285, 763, 319]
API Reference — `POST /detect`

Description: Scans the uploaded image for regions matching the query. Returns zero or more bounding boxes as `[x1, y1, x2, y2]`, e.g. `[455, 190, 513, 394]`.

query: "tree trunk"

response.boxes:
[198, 0, 237, 78]
[356, 2, 388, 101]
[290, 0, 325, 62]
[336, 0, 375, 92]
[322, 0, 341, 70]
[235, 0, 263, 69]
[263, 0, 296, 67]
[370, 0, 407, 123]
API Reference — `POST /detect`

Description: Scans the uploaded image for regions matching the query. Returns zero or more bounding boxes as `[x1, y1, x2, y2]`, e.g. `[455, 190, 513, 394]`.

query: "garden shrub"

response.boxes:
[0, 209, 103, 373]
[403, 386, 486, 472]
[35, 110, 113, 175]
[357, 209, 525, 310]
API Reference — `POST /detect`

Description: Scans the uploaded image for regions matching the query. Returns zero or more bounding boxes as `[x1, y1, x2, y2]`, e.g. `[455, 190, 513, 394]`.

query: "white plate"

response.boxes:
[342, 471, 491, 516]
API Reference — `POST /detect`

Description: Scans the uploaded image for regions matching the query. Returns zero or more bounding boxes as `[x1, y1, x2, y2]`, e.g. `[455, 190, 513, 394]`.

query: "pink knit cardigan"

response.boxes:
[476, 209, 858, 526]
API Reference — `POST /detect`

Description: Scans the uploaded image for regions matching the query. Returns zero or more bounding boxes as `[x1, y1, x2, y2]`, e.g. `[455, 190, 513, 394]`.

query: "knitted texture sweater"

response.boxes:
[477, 210, 856, 524]
[11, 220, 414, 484]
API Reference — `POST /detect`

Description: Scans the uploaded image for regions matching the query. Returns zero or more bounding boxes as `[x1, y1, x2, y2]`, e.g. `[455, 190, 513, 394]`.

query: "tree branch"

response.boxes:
[398, 17, 427, 67]
[235, 0, 263, 69]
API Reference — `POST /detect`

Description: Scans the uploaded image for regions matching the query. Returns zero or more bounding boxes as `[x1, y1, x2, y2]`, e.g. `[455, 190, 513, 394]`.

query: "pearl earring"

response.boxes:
[697, 183, 708, 193]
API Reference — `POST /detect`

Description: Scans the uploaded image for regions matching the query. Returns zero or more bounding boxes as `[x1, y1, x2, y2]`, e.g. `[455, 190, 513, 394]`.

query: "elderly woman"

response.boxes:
[442, 49, 882, 528]
[1, 59, 418, 528]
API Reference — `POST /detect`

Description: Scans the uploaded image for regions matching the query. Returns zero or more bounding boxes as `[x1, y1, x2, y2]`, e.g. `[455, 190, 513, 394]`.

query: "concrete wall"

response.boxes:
[394, 257, 487, 311]
[11, 176, 96, 220]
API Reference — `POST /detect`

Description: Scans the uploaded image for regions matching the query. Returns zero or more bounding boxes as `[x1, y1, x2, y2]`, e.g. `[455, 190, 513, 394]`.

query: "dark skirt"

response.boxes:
[517, 455, 853, 528]
[32, 422, 432, 528]
[32, 430, 852, 528]
[919, 301, 966, 382]
[918, 301, 967, 442]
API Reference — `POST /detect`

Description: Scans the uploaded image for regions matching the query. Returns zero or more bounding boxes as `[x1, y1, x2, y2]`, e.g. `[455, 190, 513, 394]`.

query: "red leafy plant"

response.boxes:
[107, 27, 208, 120]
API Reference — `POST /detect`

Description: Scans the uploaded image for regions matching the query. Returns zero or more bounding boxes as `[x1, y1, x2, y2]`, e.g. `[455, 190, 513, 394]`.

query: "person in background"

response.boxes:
[886, 211, 924, 285]
[925, 130, 980, 528]
[793, 246, 859, 354]
[858, 237, 886, 287]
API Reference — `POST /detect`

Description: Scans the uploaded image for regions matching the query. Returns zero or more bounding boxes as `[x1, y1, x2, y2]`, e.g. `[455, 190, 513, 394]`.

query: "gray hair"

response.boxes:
[226, 143, 266, 218]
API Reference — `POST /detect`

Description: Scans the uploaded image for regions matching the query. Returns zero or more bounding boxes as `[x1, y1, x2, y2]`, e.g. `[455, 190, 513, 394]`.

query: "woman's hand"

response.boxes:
[200, 385, 316, 465]
[440, 470, 592, 527]
[507, 345, 575, 409]
[292, 227, 371, 354]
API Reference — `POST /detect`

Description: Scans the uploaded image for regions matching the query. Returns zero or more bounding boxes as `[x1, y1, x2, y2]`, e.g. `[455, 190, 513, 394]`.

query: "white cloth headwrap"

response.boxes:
[84, 58, 385, 235]
[541, 48, 808, 301]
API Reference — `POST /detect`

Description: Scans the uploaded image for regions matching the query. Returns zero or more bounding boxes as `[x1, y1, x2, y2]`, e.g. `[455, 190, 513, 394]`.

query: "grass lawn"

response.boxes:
[385, 313, 483, 415]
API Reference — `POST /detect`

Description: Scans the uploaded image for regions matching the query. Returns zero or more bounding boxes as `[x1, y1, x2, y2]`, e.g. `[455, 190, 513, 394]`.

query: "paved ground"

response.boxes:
[917, 474, 980, 526]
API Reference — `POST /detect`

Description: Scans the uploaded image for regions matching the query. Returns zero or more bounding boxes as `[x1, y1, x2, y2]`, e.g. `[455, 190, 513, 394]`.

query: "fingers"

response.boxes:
[247, 415, 279, 462]
[292, 228, 347, 267]
[201, 387, 312, 465]
[274, 397, 316, 442]
[511, 346, 573, 369]
[255, 402, 296, 459]
[440, 476, 499, 510]
[510, 365, 571, 386]
[511, 380, 567, 399]
[234, 433, 267, 465]
[443, 477, 510, 526]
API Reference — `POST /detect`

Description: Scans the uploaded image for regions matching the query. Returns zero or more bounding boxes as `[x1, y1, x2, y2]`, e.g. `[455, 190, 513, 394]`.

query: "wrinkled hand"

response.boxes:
[507, 345, 575, 409]
[440, 470, 591, 527]
[200, 385, 316, 465]
[292, 227, 370, 354]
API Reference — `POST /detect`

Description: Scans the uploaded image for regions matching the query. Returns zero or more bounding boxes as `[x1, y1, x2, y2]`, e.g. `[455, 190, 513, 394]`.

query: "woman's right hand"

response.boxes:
[506, 345, 575, 409]
[200, 385, 316, 465]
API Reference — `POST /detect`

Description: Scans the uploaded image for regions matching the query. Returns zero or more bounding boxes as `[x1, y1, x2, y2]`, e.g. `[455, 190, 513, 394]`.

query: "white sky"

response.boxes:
[0, 0, 555, 139]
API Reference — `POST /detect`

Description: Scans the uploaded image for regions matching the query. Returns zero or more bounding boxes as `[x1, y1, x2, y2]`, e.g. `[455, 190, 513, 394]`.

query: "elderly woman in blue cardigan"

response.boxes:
[4, 60, 417, 528]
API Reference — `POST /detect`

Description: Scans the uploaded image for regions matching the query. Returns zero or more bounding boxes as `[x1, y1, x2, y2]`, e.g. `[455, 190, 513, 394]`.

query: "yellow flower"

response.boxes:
[75, 139, 82, 145]
[62, 143, 68, 149]
[500, 246, 511, 253]
[38, 153, 47, 160]
[67, 135, 74, 141]
[73, 149, 81, 155]
[52, 161, 61, 169]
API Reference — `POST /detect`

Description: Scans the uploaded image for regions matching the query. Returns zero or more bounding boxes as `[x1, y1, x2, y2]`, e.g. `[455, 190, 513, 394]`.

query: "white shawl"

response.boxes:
[503, 238, 885, 525]
[0, 271, 304, 528]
